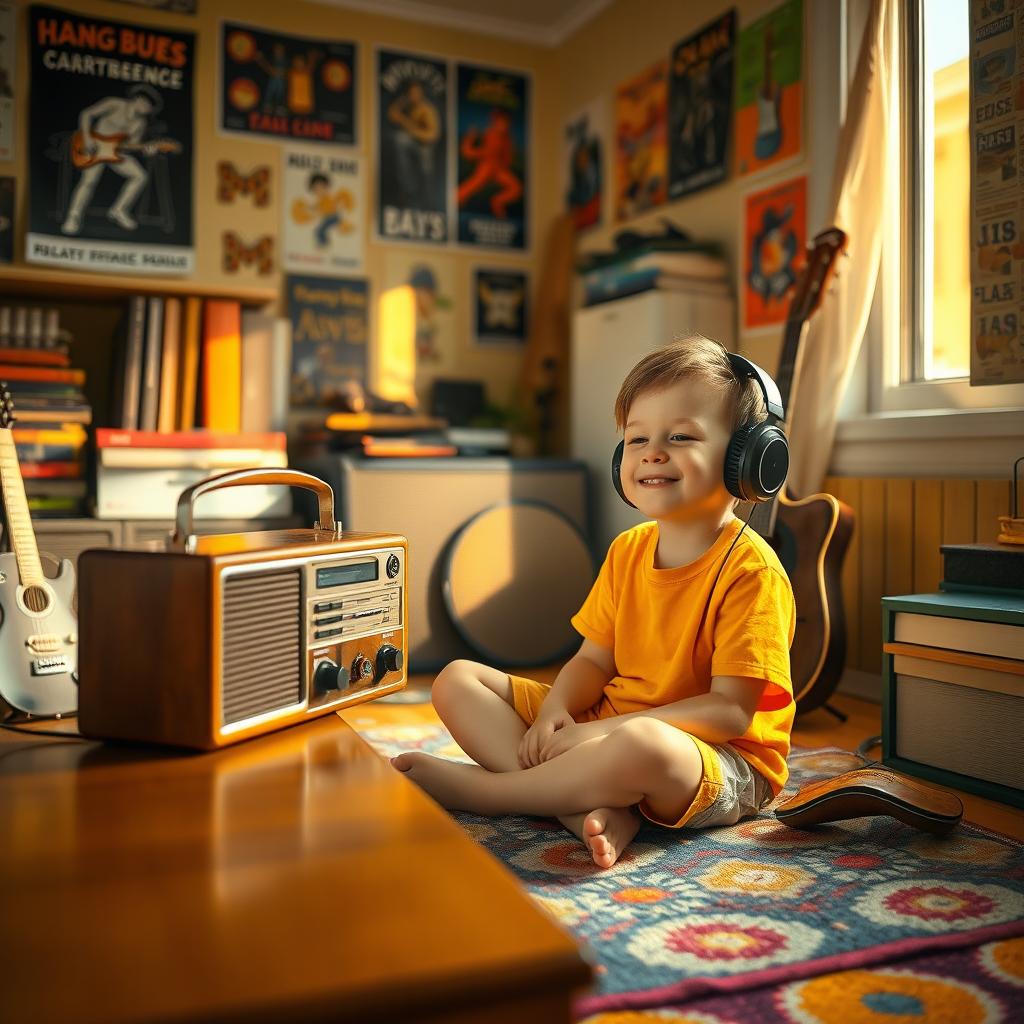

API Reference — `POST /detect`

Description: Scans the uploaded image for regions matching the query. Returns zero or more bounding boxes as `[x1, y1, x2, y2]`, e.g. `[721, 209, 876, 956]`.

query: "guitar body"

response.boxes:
[0, 552, 78, 715]
[765, 491, 854, 714]
[70, 131, 181, 170]
[71, 130, 128, 169]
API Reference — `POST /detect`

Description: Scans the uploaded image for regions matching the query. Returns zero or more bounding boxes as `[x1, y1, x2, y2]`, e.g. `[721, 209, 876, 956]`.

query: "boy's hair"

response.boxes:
[614, 333, 767, 433]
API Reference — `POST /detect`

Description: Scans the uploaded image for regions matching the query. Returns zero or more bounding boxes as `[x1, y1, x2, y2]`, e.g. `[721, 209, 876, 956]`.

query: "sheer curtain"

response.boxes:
[785, 0, 896, 498]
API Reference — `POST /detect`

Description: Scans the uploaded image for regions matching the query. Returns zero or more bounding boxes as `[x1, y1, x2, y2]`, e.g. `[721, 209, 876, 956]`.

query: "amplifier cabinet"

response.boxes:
[78, 471, 408, 749]
[293, 456, 590, 671]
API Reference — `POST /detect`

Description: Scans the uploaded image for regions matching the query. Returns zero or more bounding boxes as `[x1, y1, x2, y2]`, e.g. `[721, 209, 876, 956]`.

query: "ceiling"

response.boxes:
[322, 0, 614, 47]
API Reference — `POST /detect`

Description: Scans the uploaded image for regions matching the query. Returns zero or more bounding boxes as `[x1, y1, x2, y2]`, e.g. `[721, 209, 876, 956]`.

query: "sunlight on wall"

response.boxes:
[376, 285, 417, 407]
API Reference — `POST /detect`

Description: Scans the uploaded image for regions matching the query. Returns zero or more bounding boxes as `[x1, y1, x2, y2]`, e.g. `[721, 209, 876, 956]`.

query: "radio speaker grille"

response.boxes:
[222, 569, 302, 726]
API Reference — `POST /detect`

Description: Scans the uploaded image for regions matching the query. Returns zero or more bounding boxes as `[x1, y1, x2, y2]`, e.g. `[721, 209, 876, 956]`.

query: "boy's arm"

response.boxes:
[519, 637, 614, 768]
[544, 637, 615, 717]
[647, 675, 767, 744]
[581, 675, 767, 746]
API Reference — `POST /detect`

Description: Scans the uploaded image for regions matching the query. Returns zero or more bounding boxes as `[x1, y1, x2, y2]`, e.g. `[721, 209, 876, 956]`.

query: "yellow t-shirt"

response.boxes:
[570, 517, 796, 794]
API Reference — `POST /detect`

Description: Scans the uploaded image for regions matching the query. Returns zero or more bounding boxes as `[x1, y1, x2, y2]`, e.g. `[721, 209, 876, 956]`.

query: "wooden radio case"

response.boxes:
[77, 470, 408, 749]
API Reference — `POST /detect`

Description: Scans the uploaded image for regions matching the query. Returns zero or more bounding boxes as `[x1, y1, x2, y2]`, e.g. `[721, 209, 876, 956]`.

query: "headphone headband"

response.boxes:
[727, 352, 785, 423]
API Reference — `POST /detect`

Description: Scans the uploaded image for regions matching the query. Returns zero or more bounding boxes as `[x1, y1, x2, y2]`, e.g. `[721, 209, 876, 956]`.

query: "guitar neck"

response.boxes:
[0, 429, 44, 586]
[774, 316, 805, 412]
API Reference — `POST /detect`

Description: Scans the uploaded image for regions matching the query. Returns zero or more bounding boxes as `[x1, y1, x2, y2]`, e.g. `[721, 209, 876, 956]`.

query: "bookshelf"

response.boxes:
[0, 266, 277, 307]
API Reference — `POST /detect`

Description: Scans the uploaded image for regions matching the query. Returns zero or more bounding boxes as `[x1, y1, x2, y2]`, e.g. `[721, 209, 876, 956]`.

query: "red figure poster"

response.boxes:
[455, 62, 528, 250]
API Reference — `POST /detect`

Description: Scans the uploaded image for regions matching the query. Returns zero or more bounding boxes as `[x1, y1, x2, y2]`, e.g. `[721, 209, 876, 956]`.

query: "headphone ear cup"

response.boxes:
[611, 440, 637, 509]
[725, 424, 790, 502]
[723, 425, 752, 501]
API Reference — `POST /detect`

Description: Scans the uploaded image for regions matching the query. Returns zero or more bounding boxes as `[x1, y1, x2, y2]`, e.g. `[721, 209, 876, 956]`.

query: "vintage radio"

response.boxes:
[77, 470, 407, 749]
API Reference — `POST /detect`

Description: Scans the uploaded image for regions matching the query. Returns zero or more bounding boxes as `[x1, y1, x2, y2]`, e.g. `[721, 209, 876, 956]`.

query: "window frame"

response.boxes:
[873, 0, 1024, 414]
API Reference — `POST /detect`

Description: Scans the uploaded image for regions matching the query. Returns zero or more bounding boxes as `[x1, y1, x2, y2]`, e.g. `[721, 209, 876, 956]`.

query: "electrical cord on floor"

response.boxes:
[0, 717, 85, 740]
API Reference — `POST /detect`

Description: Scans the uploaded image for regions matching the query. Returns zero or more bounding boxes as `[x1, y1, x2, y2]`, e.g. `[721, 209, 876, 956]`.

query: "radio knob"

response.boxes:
[351, 654, 374, 682]
[376, 645, 403, 680]
[313, 659, 348, 694]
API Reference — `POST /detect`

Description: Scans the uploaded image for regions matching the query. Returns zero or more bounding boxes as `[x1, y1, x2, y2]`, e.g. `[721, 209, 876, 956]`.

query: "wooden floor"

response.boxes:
[341, 667, 1024, 842]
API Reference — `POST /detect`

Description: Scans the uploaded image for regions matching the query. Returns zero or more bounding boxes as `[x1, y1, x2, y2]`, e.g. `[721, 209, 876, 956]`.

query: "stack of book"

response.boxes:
[111, 296, 289, 435]
[0, 305, 91, 517]
[578, 238, 729, 307]
[94, 428, 290, 520]
[294, 413, 456, 460]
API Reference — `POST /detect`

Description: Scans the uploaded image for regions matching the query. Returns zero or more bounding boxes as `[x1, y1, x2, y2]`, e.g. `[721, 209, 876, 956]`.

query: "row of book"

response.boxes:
[0, 305, 69, 351]
[1, 308, 92, 516]
[112, 296, 289, 435]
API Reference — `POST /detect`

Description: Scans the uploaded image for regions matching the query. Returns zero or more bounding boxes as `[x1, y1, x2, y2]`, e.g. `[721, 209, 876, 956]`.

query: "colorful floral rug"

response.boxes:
[578, 936, 1024, 1023]
[357, 724, 1024, 1019]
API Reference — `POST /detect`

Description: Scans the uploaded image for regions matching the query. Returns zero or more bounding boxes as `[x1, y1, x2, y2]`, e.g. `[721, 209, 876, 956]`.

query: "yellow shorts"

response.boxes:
[509, 674, 771, 830]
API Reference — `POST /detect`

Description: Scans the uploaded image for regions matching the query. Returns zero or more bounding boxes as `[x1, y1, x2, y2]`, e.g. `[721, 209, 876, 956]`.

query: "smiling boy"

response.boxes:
[393, 335, 796, 868]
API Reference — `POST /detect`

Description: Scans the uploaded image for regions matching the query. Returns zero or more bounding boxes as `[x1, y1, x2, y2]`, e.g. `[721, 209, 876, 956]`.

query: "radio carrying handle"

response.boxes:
[170, 469, 340, 553]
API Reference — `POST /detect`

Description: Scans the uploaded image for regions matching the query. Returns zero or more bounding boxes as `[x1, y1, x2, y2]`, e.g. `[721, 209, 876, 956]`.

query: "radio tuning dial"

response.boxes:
[386, 554, 400, 579]
[313, 659, 349, 694]
[376, 645, 403, 681]
[351, 654, 374, 682]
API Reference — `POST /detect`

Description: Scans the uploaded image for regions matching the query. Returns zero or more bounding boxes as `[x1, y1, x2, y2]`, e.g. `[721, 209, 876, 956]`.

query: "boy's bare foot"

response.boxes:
[563, 807, 641, 868]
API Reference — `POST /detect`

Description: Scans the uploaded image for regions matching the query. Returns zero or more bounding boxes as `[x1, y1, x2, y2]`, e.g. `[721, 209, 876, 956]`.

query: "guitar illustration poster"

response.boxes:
[668, 9, 735, 200]
[742, 174, 806, 329]
[283, 146, 364, 274]
[455, 62, 529, 250]
[734, 0, 803, 178]
[376, 48, 449, 244]
[27, 5, 194, 274]
[220, 22, 356, 145]
[27, 4, 193, 274]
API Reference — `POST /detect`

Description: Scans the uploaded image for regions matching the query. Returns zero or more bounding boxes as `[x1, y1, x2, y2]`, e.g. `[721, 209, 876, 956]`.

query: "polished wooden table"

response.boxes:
[1, 715, 590, 1023]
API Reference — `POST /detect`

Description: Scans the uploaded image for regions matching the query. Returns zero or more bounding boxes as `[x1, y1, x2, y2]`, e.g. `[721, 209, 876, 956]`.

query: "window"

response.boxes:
[874, 0, 1024, 412]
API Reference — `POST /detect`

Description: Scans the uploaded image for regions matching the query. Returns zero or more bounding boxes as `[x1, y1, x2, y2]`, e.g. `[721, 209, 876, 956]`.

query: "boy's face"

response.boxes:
[620, 378, 734, 521]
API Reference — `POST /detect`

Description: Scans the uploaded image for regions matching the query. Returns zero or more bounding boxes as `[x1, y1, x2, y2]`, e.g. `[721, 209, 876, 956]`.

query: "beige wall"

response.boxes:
[1, 0, 559, 408]
[552, 0, 813, 374]
[2, 0, 818, 409]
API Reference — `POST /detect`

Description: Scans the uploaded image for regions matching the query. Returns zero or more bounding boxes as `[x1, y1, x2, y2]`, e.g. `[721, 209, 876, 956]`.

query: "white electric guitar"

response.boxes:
[0, 386, 78, 717]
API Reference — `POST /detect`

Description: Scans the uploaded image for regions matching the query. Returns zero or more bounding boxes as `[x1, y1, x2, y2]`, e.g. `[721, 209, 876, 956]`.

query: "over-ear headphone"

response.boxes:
[611, 352, 790, 507]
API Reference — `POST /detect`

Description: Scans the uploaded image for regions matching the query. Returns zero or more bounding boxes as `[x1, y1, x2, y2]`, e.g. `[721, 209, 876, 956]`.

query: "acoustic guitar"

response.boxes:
[71, 130, 181, 170]
[748, 227, 854, 716]
[0, 386, 78, 718]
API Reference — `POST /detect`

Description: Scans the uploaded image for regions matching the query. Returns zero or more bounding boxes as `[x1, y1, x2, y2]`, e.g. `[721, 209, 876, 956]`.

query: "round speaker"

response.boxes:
[442, 501, 594, 667]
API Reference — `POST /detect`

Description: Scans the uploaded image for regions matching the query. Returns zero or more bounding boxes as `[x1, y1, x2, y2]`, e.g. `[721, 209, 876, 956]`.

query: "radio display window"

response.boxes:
[317, 561, 379, 588]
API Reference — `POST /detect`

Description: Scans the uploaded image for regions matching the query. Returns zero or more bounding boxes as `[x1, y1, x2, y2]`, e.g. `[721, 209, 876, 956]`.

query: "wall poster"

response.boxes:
[614, 60, 668, 222]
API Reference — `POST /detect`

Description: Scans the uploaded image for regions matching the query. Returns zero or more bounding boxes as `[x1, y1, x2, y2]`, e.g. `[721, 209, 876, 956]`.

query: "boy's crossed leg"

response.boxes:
[392, 660, 704, 868]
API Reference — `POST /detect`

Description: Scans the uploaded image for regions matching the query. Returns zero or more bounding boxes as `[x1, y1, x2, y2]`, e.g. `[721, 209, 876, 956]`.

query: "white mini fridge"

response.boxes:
[571, 289, 736, 558]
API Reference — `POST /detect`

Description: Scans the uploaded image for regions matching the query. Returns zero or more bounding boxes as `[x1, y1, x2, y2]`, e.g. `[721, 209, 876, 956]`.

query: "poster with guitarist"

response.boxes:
[27, 5, 194, 274]
[734, 0, 802, 178]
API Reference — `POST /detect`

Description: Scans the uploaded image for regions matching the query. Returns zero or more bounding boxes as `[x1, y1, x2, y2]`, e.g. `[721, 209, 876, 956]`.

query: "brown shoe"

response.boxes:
[774, 767, 964, 835]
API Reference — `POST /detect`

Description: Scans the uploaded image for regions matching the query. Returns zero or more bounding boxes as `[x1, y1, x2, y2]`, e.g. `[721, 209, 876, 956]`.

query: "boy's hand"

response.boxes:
[518, 705, 574, 768]
[539, 719, 608, 762]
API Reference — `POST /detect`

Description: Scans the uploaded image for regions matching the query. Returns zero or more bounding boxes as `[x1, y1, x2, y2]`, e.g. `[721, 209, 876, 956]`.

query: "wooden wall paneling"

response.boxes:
[859, 478, 887, 673]
[912, 479, 944, 594]
[884, 479, 915, 597]
[975, 480, 1011, 543]
[941, 479, 977, 545]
